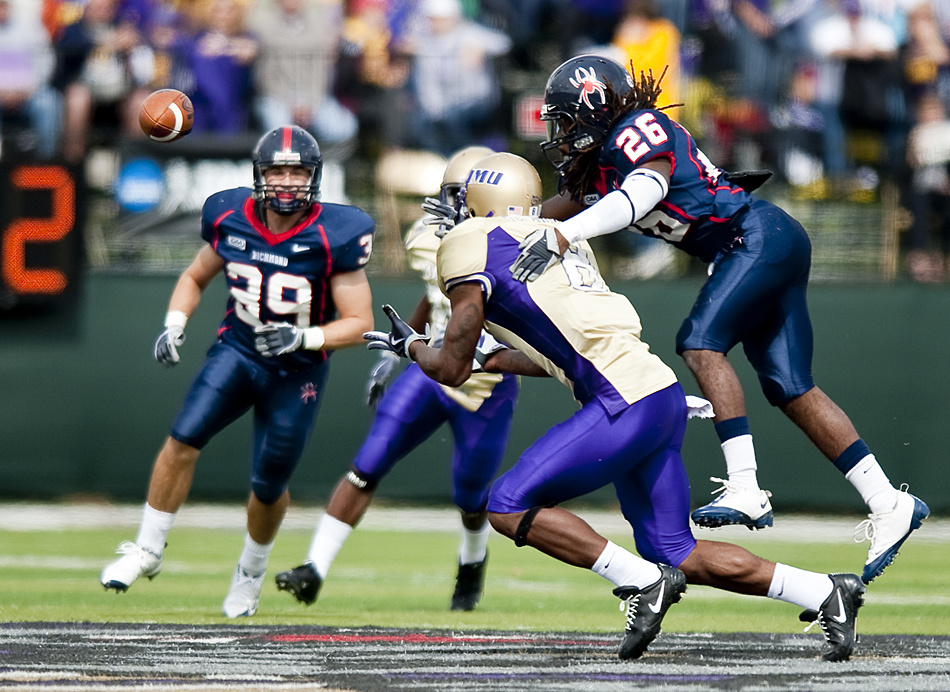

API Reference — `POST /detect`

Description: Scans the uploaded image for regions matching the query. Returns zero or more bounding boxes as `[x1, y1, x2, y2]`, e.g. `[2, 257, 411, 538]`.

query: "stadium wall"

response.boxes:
[1, 275, 947, 514]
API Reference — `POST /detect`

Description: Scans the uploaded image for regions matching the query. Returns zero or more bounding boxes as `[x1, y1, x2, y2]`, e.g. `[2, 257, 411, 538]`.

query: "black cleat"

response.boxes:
[800, 573, 866, 662]
[450, 554, 487, 611]
[275, 562, 323, 605]
[613, 564, 687, 660]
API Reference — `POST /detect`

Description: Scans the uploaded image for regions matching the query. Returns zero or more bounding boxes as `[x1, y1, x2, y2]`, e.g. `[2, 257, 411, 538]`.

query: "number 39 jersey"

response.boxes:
[201, 187, 375, 370]
[589, 108, 756, 262]
[437, 216, 676, 414]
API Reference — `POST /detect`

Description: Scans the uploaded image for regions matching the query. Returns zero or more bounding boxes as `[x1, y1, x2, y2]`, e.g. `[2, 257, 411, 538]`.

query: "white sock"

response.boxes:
[238, 533, 273, 577]
[135, 503, 176, 557]
[845, 455, 898, 515]
[722, 435, 760, 491]
[591, 541, 662, 588]
[458, 521, 490, 565]
[307, 514, 354, 579]
[767, 563, 834, 611]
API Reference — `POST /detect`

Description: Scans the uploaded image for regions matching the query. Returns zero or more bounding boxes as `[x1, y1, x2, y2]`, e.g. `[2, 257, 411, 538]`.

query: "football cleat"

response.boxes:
[613, 564, 687, 660]
[800, 573, 865, 662]
[100, 541, 162, 592]
[450, 554, 488, 612]
[690, 477, 773, 530]
[275, 562, 323, 605]
[854, 487, 929, 584]
[222, 567, 265, 618]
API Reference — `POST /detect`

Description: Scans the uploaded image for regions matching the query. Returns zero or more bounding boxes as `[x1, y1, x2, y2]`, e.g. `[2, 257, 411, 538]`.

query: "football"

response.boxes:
[139, 89, 194, 142]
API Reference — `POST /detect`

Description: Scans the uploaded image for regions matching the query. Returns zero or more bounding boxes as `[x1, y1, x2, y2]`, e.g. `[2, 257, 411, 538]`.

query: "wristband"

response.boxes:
[302, 326, 326, 350]
[164, 311, 188, 330]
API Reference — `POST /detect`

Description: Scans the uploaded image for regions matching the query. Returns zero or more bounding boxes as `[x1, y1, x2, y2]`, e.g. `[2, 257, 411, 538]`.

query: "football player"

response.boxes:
[273, 146, 520, 612]
[99, 125, 376, 619]
[509, 54, 927, 585]
[367, 152, 867, 662]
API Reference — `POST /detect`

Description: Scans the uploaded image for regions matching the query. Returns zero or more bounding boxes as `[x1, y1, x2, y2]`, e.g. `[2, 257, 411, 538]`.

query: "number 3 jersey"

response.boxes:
[587, 108, 756, 263]
[437, 216, 676, 414]
[201, 187, 375, 370]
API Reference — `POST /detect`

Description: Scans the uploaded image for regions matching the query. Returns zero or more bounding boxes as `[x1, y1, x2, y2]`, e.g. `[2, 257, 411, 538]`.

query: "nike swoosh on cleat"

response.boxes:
[832, 591, 847, 623]
[648, 582, 666, 613]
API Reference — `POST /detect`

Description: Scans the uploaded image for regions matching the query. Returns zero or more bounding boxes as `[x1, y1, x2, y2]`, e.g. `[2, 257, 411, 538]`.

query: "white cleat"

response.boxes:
[854, 486, 929, 584]
[690, 477, 774, 530]
[100, 542, 162, 592]
[222, 567, 265, 618]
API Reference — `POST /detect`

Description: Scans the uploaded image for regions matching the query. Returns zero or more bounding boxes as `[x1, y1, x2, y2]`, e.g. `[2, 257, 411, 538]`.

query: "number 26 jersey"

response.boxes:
[589, 108, 756, 262]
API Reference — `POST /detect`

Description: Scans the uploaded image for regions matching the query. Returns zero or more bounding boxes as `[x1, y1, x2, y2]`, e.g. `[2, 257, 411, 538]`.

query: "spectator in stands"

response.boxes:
[52, 0, 154, 162]
[905, 91, 950, 282]
[903, 0, 950, 110]
[0, 0, 62, 159]
[770, 60, 826, 193]
[339, 0, 413, 154]
[399, 0, 510, 157]
[251, 0, 357, 152]
[610, 0, 681, 109]
[808, 0, 900, 190]
[187, 0, 258, 135]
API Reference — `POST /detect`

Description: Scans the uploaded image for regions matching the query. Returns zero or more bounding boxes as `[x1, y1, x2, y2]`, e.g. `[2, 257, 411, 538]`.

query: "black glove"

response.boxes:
[154, 326, 185, 368]
[363, 304, 430, 359]
[254, 323, 304, 357]
[510, 227, 561, 283]
[421, 196, 458, 237]
[366, 351, 401, 408]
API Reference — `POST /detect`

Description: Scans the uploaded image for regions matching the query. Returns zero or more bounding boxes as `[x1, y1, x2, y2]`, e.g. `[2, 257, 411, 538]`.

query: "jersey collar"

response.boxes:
[243, 197, 323, 246]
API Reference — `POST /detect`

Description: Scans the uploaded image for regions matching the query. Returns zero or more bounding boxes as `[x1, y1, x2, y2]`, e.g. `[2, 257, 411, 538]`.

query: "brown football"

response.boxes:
[139, 89, 194, 142]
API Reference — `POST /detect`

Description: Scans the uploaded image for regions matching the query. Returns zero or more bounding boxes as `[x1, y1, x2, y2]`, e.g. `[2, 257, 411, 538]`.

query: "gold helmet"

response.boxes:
[440, 145, 495, 207]
[464, 153, 543, 219]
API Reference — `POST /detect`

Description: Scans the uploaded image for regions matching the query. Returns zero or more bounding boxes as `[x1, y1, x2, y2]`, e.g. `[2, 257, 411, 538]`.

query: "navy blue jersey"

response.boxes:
[587, 108, 756, 262]
[201, 188, 375, 369]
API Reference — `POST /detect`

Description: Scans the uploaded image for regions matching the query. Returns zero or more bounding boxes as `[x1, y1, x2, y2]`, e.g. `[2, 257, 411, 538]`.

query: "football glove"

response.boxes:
[366, 351, 401, 409]
[254, 322, 304, 357]
[363, 304, 430, 359]
[510, 227, 561, 283]
[421, 196, 458, 238]
[154, 325, 186, 367]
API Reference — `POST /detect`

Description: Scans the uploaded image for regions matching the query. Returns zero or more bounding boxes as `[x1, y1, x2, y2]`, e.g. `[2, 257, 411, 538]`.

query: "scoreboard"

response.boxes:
[0, 163, 83, 315]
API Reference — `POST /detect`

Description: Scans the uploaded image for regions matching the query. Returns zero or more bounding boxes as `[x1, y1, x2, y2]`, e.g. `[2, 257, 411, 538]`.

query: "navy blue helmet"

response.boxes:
[540, 55, 634, 174]
[252, 125, 323, 214]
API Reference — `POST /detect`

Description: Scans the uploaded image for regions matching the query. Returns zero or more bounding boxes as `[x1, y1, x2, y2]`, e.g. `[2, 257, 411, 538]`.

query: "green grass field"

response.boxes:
[1, 520, 946, 636]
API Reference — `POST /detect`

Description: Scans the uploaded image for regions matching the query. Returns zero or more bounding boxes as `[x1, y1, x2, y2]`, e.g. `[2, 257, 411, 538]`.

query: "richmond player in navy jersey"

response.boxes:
[510, 55, 928, 586]
[100, 126, 375, 618]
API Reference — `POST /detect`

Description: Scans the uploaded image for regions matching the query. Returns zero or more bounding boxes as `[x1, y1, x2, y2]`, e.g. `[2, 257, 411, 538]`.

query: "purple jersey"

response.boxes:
[201, 187, 374, 370]
[587, 108, 756, 262]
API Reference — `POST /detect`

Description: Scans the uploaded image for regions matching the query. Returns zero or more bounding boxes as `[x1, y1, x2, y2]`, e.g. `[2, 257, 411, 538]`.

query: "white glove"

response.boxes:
[154, 311, 188, 368]
[254, 323, 304, 357]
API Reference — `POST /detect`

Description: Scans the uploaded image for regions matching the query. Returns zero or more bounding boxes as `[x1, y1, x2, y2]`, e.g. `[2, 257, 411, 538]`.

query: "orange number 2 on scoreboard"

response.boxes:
[2, 166, 74, 295]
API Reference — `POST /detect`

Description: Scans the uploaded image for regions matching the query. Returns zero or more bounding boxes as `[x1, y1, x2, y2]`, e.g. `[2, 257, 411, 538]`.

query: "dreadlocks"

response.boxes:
[563, 63, 678, 202]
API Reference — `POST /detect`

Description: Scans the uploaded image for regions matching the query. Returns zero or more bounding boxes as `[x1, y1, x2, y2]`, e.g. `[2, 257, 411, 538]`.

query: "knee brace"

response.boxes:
[346, 467, 378, 492]
[514, 506, 545, 547]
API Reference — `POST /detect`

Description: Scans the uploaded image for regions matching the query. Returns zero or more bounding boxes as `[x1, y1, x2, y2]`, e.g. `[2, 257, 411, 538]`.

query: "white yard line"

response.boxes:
[0, 502, 946, 542]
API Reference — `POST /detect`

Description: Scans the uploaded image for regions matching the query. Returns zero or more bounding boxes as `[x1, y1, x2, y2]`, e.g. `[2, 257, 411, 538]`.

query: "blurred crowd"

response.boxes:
[1, 0, 949, 279]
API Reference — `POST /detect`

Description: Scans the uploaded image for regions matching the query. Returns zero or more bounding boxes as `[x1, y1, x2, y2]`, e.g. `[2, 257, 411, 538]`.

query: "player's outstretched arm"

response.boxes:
[155, 245, 223, 367]
[409, 283, 483, 388]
